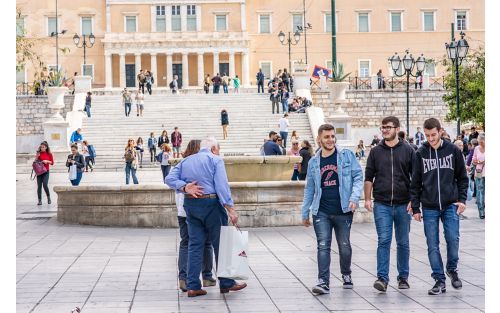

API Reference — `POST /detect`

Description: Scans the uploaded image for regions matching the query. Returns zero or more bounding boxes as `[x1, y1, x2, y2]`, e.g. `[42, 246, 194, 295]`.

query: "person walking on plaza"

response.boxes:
[204, 74, 211, 94]
[280, 86, 290, 113]
[415, 127, 425, 147]
[158, 143, 173, 181]
[410, 118, 468, 295]
[34, 141, 54, 205]
[211, 73, 221, 94]
[364, 116, 415, 292]
[124, 139, 139, 185]
[171, 127, 183, 158]
[278, 113, 290, 148]
[221, 109, 229, 140]
[66, 143, 85, 186]
[165, 137, 247, 297]
[288, 140, 301, 181]
[148, 132, 157, 164]
[270, 85, 280, 114]
[136, 137, 145, 168]
[281, 68, 291, 92]
[122, 88, 132, 117]
[298, 140, 313, 181]
[81, 140, 93, 172]
[145, 70, 153, 95]
[158, 130, 170, 148]
[84, 92, 92, 118]
[302, 124, 363, 294]
[233, 75, 240, 93]
[174, 139, 217, 292]
[135, 89, 145, 117]
[170, 75, 179, 94]
[263, 131, 282, 156]
[256, 69, 265, 93]
[221, 73, 231, 94]
[137, 69, 146, 94]
[472, 133, 485, 219]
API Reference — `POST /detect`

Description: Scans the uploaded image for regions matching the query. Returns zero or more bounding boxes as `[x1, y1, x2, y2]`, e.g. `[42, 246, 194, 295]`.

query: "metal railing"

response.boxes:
[16, 82, 36, 95]
[347, 76, 445, 91]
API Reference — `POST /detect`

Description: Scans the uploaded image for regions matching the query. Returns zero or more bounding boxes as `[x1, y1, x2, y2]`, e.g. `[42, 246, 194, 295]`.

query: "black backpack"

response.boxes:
[169, 81, 174, 88]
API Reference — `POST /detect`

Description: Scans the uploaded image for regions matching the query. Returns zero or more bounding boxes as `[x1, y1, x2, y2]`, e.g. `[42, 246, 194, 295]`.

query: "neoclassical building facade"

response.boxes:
[17, 0, 485, 89]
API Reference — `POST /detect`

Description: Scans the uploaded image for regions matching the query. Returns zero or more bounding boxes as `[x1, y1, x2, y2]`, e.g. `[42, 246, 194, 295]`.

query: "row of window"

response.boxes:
[16, 64, 93, 83]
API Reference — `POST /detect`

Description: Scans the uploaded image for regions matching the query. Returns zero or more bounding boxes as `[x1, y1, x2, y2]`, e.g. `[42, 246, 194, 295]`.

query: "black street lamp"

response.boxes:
[389, 49, 426, 134]
[278, 30, 301, 72]
[73, 33, 95, 67]
[445, 31, 469, 136]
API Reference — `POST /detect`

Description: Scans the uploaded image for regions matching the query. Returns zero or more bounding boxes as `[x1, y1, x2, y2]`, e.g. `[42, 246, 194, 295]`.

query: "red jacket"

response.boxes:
[171, 132, 182, 147]
[37, 152, 54, 171]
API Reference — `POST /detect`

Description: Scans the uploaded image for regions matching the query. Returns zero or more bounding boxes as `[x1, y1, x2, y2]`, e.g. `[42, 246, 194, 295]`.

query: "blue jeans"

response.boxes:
[475, 177, 485, 217]
[373, 202, 411, 282]
[70, 171, 83, 186]
[280, 131, 288, 148]
[183, 197, 236, 290]
[223, 85, 228, 93]
[85, 104, 91, 117]
[291, 169, 299, 181]
[312, 210, 353, 285]
[282, 99, 289, 113]
[422, 205, 460, 282]
[124, 103, 131, 116]
[161, 165, 171, 181]
[177, 216, 214, 281]
[125, 162, 138, 184]
[213, 85, 220, 94]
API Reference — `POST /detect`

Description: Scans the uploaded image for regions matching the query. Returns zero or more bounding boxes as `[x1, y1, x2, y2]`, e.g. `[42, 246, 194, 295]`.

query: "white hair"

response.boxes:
[478, 133, 485, 141]
[200, 136, 219, 150]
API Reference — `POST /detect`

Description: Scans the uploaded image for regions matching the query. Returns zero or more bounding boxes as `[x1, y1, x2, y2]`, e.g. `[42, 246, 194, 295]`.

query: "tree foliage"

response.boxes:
[16, 8, 45, 74]
[442, 47, 485, 128]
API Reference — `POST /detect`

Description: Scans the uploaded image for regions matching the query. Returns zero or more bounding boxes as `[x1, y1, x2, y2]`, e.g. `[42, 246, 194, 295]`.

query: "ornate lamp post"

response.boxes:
[389, 50, 426, 133]
[73, 33, 95, 66]
[445, 31, 469, 136]
[278, 30, 301, 72]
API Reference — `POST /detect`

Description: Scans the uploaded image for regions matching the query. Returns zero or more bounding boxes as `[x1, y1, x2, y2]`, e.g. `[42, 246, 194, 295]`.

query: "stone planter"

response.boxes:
[47, 86, 68, 121]
[327, 81, 350, 102]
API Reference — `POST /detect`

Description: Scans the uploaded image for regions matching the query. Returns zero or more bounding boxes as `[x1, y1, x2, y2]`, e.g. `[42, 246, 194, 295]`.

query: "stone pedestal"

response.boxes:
[43, 119, 70, 152]
[292, 63, 312, 101]
[326, 81, 356, 149]
[47, 87, 68, 121]
[74, 76, 92, 94]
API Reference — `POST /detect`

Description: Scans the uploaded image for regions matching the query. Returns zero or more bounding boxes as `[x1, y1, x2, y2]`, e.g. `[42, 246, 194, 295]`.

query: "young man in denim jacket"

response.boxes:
[301, 123, 363, 295]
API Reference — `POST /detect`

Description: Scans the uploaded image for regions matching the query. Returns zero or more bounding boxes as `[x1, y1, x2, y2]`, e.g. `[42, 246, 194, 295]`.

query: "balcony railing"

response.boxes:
[346, 76, 445, 91]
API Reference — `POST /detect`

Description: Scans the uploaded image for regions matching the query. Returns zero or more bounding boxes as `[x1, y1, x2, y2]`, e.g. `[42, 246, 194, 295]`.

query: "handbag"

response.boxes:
[32, 160, 47, 176]
[217, 226, 250, 280]
[69, 164, 77, 181]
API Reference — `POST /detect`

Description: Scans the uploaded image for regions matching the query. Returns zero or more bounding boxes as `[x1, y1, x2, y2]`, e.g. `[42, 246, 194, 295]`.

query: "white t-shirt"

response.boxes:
[161, 152, 171, 166]
[175, 193, 186, 217]
[279, 118, 290, 132]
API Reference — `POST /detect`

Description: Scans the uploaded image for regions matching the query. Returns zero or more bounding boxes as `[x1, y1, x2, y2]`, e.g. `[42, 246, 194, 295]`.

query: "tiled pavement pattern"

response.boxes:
[17, 173, 485, 313]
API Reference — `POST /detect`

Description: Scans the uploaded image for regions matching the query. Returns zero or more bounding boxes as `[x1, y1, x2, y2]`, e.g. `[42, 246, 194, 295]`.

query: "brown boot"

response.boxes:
[187, 289, 207, 297]
[220, 282, 247, 294]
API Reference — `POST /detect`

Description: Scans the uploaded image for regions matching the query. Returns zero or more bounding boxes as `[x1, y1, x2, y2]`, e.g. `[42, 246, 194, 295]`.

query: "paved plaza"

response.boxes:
[16, 172, 485, 313]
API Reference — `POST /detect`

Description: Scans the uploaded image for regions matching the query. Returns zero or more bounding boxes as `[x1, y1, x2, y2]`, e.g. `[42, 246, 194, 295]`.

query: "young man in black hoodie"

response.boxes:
[410, 118, 469, 295]
[364, 116, 415, 292]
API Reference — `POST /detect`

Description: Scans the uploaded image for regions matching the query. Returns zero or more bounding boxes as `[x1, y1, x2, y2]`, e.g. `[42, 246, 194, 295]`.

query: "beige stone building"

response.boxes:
[16, 0, 484, 89]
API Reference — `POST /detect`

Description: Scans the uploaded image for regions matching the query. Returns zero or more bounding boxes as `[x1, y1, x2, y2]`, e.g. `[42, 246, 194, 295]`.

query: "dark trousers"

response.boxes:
[183, 197, 236, 290]
[298, 173, 307, 180]
[36, 171, 50, 201]
[177, 216, 214, 281]
[272, 99, 280, 114]
[149, 147, 156, 163]
[204, 83, 210, 94]
[280, 131, 288, 148]
[161, 165, 171, 182]
[291, 169, 300, 181]
[313, 210, 353, 284]
[146, 83, 152, 95]
[213, 85, 220, 94]
[70, 171, 83, 186]
[257, 82, 264, 93]
[139, 83, 145, 94]
[124, 103, 131, 116]
[84, 156, 94, 171]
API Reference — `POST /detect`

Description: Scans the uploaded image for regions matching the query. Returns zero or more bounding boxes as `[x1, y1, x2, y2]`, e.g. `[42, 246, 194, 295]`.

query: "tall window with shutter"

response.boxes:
[423, 12, 435, 31]
[172, 5, 181, 31]
[156, 6, 166, 32]
[187, 5, 197, 31]
[391, 12, 401, 32]
[259, 14, 270, 33]
[358, 13, 369, 32]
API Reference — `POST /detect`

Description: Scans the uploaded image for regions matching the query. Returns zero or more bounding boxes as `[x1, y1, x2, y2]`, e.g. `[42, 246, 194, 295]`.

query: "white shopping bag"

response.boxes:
[217, 226, 250, 280]
[69, 164, 77, 181]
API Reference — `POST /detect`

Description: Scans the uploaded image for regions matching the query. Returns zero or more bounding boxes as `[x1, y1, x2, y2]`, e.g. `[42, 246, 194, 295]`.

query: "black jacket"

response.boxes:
[66, 153, 85, 172]
[410, 140, 469, 213]
[365, 138, 415, 205]
[158, 136, 170, 147]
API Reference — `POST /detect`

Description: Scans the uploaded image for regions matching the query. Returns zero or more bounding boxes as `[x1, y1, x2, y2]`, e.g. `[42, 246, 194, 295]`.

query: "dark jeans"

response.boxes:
[271, 99, 279, 114]
[223, 85, 228, 93]
[85, 104, 91, 117]
[70, 171, 83, 186]
[475, 177, 485, 217]
[84, 156, 94, 171]
[36, 171, 50, 200]
[213, 85, 220, 94]
[298, 173, 307, 181]
[124, 103, 131, 116]
[183, 197, 236, 290]
[291, 169, 300, 181]
[149, 147, 156, 163]
[373, 202, 411, 282]
[161, 165, 171, 182]
[257, 82, 264, 93]
[125, 162, 138, 184]
[177, 216, 214, 281]
[146, 83, 152, 95]
[422, 205, 460, 283]
[313, 210, 353, 285]
[139, 83, 145, 94]
[280, 131, 288, 148]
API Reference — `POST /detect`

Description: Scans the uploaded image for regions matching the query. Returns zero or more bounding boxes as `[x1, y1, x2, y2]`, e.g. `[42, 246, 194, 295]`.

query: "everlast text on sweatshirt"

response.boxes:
[364, 138, 415, 205]
[410, 139, 469, 214]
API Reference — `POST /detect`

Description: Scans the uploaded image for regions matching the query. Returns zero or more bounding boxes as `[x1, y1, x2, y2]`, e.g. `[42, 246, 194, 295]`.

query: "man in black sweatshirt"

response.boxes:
[410, 118, 469, 295]
[364, 116, 415, 292]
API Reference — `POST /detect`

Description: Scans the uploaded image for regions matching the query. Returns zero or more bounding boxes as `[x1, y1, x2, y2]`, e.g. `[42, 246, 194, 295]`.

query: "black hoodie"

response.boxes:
[365, 138, 415, 205]
[410, 139, 468, 213]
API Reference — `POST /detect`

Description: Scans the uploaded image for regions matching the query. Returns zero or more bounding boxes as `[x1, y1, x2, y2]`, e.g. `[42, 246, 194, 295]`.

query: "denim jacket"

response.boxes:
[301, 145, 364, 219]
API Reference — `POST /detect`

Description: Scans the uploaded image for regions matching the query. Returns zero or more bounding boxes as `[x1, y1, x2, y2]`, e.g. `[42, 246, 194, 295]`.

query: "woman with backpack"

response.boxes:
[157, 143, 173, 181]
[34, 141, 54, 205]
[81, 140, 93, 172]
[124, 139, 139, 185]
[66, 143, 86, 186]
